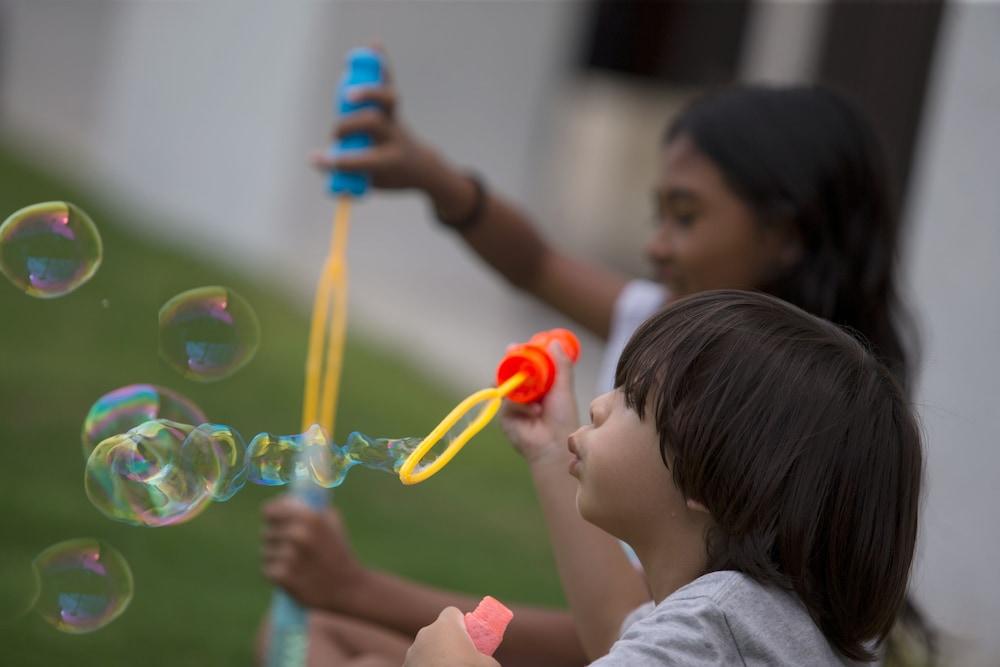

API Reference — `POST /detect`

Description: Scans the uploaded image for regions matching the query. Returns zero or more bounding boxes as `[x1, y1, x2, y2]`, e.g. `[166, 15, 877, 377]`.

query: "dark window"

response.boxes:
[580, 0, 749, 85]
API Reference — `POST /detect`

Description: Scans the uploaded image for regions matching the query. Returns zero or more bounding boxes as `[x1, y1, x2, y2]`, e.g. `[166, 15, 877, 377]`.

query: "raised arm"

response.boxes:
[313, 51, 627, 338]
[500, 347, 652, 659]
[261, 497, 585, 666]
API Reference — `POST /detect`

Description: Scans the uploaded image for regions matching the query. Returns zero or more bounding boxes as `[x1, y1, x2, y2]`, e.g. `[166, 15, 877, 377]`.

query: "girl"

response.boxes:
[403, 290, 923, 665]
[261, 53, 930, 666]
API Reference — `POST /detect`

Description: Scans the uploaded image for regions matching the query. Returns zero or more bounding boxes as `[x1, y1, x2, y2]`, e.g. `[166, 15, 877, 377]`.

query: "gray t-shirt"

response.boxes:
[591, 571, 862, 666]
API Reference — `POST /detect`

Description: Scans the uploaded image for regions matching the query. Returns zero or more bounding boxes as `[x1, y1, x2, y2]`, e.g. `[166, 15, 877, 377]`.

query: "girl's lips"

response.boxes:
[651, 262, 675, 284]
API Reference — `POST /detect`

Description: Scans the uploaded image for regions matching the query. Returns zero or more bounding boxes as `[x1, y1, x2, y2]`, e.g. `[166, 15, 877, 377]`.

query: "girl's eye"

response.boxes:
[654, 192, 699, 228]
[670, 204, 698, 228]
[674, 213, 695, 228]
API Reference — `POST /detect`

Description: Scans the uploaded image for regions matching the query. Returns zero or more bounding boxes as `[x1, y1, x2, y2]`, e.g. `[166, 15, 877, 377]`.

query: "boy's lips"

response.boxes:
[567, 435, 582, 477]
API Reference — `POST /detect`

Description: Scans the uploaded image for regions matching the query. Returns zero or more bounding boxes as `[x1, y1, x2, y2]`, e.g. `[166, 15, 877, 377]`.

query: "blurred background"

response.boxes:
[0, 0, 997, 665]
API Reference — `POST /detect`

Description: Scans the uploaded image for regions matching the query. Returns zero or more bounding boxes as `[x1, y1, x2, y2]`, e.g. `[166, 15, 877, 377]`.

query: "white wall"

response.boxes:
[0, 0, 600, 392]
[905, 3, 1000, 664]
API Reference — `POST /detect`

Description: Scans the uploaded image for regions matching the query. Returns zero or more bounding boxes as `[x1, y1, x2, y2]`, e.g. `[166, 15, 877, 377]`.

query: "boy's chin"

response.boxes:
[577, 493, 625, 541]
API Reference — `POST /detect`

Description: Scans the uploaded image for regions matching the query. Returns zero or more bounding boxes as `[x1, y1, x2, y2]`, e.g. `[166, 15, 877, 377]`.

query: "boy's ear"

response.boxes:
[685, 497, 711, 515]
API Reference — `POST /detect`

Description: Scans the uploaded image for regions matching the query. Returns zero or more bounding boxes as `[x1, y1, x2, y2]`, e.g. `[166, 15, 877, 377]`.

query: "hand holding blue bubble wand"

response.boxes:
[266, 47, 384, 667]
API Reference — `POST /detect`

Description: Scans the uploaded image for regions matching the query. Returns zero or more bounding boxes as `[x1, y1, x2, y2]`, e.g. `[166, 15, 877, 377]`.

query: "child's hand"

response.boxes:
[310, 48, 445, 192]
[311, 47, 480, 222]
[404, 607, 501, 667]
[500, 342, 580, 467]
[260, 497, 368, 611]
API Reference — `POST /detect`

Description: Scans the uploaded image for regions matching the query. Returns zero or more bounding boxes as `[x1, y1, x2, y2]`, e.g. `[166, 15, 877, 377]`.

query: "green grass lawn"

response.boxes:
[0, 148, 565, 666]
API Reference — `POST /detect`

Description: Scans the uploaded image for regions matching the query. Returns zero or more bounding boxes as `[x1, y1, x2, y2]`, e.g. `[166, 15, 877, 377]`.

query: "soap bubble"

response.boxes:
[158, 286, 261, 382]
[81, 384, 207, 458]
[85, 419, 213, 527]
[246, 426, 423, 489]
[0, 201, 102, 298]
[178, 423, 247, 501]
[32, 538, 133, 634]
[344, 431, 422, 474]
[246, 424, 348, 488]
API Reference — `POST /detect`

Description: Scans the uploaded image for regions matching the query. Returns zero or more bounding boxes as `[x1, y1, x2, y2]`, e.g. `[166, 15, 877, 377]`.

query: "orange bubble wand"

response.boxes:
[398, 328, 580, 485]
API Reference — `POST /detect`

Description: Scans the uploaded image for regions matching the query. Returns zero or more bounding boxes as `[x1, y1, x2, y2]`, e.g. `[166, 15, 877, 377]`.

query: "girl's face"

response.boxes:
[646, 135, 799, 301]
[568, 390, 703, 552]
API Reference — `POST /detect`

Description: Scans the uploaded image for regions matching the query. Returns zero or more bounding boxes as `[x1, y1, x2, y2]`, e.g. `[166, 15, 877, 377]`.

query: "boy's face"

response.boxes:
[568, 390, 700, 551]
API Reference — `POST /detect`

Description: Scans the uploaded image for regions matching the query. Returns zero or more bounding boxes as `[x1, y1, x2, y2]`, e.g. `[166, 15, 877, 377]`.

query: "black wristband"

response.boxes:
[437, 173, 487, 232]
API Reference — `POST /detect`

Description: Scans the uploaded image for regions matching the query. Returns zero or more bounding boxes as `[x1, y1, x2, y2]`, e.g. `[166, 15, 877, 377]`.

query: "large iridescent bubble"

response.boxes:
[81, 384, 207, 458]
[0, 201, 102, 298]
[32, 539, 133, 634]
[85, 420, 215, 527]
[158, 286, 261, 382]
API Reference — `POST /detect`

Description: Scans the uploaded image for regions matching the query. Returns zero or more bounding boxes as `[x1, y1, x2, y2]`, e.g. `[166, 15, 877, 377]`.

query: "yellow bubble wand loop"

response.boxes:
[398, 328, 581, 486]
[398, 372, 526, 485]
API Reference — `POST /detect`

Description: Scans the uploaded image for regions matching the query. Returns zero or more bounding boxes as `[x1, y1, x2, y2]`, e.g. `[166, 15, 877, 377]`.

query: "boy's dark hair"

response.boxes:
[615, 290, 922, 662]
[666, 85, 918, 395]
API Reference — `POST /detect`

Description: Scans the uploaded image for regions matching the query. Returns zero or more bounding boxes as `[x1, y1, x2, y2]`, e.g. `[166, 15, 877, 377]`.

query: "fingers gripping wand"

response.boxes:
[266, 48, 384, 667]
[398, 328, 580, 485]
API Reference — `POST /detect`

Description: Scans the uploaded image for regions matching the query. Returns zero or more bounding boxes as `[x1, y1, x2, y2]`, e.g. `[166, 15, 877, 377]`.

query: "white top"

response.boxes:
[596, 279, 669, 395]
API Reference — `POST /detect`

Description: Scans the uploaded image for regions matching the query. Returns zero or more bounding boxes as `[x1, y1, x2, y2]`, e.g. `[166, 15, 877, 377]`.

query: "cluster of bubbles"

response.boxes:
[1, 539, 134, 635]
[158, 286, 261, 382]
[82, 384, 438, 528]
[0, 201, 102, 298]
[86, 419, 426, 527]
[0, 204, 265, 634]
[0, 204, 133, 633]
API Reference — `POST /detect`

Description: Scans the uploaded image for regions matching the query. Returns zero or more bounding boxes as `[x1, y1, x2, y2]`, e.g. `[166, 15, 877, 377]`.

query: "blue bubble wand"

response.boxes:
[265, 47, 384, 667]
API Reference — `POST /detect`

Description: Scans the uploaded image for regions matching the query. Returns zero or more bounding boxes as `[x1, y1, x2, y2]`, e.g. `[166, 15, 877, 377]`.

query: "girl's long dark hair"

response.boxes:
[666, 85, 918, 392]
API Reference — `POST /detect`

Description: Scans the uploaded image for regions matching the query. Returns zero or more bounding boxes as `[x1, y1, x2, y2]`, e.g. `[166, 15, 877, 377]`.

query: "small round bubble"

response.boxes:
[158, 286, 261, 382]
[32, 539, 133, 634]
[81, 384, 207, 459]
[0, 201, 102, 298]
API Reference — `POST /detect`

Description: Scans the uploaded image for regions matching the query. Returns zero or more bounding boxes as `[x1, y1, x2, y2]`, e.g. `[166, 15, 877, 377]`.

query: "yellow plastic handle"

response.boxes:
[301, 197, 352, 435]
[398, 372, 526, 485]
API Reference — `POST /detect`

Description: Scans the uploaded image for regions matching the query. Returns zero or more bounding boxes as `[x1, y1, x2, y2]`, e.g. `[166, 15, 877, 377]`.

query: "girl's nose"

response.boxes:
[645, 224, 673, 262]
